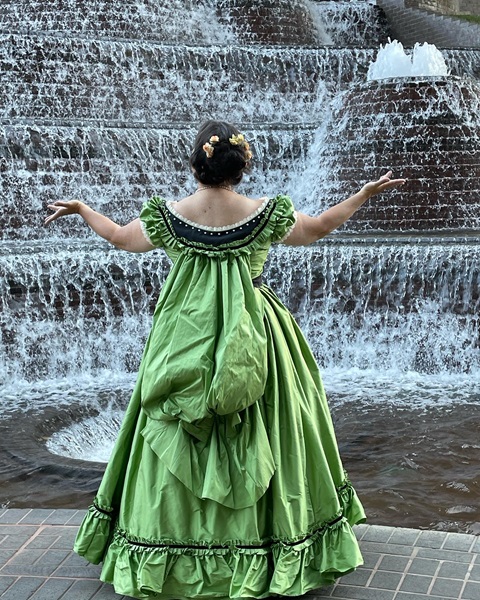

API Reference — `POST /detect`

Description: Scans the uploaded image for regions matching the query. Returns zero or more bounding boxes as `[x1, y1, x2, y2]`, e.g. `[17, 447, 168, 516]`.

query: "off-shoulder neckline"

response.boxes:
[165, 197, 271, 232]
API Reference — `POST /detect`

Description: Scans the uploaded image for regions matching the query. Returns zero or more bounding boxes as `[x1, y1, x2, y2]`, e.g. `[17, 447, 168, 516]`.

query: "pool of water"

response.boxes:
[0, 368, 478, 534]
[329, 368, 480, 534]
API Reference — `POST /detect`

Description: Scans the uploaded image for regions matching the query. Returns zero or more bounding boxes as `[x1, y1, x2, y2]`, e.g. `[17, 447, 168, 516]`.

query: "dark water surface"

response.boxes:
[0, 375, 478, 535]
[334, 400, 480, 535]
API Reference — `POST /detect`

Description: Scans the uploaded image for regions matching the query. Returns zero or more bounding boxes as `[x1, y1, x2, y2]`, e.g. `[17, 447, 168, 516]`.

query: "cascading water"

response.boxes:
[1, 1, 479, 532]
[307, 0, 388, 47]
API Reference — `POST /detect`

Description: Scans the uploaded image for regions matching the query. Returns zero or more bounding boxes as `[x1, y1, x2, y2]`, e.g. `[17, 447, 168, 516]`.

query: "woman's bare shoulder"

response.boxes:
[169, 193, 269, 228]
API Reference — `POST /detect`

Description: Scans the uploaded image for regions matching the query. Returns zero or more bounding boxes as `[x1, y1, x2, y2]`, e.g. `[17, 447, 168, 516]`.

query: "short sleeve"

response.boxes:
[269, 195, 297, 243]
[139, 196, 165, 248]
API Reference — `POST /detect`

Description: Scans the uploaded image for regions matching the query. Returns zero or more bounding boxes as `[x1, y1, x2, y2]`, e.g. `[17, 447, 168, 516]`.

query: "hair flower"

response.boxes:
[203, 135, 220, 158]
[229, 133, 245, 146]
[229, 134, 252, 161]
[203, 142, 214, 158]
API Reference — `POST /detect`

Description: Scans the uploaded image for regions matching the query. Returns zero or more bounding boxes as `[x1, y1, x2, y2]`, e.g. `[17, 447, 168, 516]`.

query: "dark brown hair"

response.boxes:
[189, 120, 252, 186]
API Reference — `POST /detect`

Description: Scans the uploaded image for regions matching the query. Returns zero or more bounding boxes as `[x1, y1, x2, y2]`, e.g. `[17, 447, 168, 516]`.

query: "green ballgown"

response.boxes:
[73, 194, 365, 599]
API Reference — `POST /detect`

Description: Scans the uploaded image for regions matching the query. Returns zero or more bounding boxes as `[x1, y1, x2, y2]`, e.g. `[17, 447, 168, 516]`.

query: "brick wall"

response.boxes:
[407, 0, 459, 15]
[217, 0, 318, 45]
[405, 0, 480, 15]
[319, 77, 480, 233]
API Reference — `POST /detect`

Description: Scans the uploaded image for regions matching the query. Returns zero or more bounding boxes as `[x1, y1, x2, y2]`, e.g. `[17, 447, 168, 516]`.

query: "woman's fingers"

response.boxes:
[46, 201, 75, 211]
[377, 172, 405, 188]
[44, 200, 81, 225]
[380, 170, 393, 181]
[45, 205, 70, 225]
[362, 173, 406, 197]
[378, 172, 405, 187]
[379, 178, 406, 192]
[44, 210, 64, 225]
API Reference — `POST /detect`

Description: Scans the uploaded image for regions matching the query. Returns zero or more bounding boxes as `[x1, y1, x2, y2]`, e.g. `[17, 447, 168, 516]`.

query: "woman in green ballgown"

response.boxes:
[46, 120, 405, 600]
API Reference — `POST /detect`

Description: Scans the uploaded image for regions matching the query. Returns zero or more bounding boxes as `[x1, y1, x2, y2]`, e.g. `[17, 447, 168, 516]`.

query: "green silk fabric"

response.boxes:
[74, 196, 366, 599]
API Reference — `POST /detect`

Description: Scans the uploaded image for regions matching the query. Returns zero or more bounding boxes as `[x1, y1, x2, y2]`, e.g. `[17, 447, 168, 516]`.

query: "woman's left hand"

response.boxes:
[361, 171, 406, 198]
[45, 200, 83, 225]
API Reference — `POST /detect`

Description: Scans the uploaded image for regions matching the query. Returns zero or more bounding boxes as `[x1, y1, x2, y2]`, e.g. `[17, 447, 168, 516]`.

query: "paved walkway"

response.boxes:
[0, 509, 478, 599]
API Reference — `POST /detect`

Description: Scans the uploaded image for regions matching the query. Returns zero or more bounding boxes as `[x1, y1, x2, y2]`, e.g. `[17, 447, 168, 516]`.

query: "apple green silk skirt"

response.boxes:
[73, 286, 365, 599]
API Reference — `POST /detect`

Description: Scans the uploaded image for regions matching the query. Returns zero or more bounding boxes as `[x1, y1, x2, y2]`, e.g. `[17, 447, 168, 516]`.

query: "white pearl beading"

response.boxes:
[166, 197, 270, 232]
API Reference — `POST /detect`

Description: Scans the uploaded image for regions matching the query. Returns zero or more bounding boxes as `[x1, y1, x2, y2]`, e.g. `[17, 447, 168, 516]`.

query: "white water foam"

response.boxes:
[46, 409, 123, 463]
[368, 39, 450, 80]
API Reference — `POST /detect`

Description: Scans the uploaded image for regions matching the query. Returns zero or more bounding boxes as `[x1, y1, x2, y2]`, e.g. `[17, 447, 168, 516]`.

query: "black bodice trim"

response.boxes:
[158, 201, 276, 251]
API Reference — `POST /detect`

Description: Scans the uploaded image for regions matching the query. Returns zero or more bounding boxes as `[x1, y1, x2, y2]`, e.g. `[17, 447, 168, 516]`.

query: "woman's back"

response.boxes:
[171, 188, 268, 229]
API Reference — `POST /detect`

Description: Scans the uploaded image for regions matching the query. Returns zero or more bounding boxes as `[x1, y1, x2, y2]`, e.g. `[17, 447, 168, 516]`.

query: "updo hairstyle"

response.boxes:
[189, 120, 252, 186]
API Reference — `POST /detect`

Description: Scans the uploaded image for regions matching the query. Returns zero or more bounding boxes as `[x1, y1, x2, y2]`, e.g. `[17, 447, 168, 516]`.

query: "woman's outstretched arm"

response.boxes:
[285, 171, 406, 246]
[44, 200, 155, 253]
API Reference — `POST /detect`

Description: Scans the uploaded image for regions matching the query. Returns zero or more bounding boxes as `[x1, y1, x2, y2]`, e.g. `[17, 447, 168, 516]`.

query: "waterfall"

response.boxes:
[307, 0, 388, 47]
[1, 0, 479, 415]
[1, 0, 479, 531]
[270, 241, 480, 375]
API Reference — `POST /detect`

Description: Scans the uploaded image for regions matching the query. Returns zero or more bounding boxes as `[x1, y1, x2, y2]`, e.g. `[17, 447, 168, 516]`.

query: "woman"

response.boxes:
[46, 120, 405, 599]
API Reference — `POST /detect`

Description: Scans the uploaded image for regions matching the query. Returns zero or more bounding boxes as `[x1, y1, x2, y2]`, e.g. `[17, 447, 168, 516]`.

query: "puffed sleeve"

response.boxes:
[269, 195, 297, 243]
[139, 196, 166, 248]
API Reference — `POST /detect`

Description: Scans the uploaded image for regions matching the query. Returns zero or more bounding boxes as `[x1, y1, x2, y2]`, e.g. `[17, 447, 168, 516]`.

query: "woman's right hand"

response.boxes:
[44, 200, 83, 225]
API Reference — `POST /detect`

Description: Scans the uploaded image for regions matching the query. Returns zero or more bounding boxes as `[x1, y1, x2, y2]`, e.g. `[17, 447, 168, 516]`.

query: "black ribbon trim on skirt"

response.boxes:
[121, 515, 343, 550]
[93, 503, 115, 517]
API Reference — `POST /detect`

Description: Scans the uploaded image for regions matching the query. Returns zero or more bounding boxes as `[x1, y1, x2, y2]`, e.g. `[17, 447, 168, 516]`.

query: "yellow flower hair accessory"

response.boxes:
[229, 133, 244, 146]
[229, 133, 253, 161]
[202, 135, 220, 159]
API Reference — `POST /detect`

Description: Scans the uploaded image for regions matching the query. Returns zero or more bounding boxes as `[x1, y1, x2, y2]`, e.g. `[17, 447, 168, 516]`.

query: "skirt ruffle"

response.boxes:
[74, 480, 364, 599]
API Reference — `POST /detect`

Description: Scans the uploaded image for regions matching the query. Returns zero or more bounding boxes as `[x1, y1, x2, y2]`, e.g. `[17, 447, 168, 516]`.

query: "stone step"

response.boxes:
[1, 36, 479, 125]
[0, 0, 389, 47]
[0, 35, 377, 123]
[0, 0, 313, 46]
[377, 0, 480, 48]
[0, 123, 312, 239]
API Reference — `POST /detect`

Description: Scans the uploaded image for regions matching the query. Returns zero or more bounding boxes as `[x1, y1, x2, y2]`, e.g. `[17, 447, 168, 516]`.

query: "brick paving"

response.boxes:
[0, 509, 478, 599]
